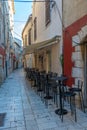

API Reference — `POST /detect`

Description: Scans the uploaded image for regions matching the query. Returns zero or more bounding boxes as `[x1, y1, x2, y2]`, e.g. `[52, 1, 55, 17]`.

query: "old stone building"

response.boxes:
[0, 0, 15, 85]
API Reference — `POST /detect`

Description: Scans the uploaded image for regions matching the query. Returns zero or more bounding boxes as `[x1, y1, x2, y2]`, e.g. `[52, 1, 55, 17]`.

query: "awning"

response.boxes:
[23, 35, 60, 55]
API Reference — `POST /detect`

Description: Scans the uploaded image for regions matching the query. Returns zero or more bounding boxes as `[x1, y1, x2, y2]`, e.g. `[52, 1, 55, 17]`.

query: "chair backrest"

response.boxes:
[78, 80, 83, 90]
[52, 73, 58, 77]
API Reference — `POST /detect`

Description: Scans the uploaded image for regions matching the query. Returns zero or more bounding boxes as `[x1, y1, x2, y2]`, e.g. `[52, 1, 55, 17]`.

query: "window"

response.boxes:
[34, 17, 37, 41]
[45, 0, 51, 26]
[28, 29, 31, 45]
[25, 35, 27, 46]
[23, 38, 24, 47]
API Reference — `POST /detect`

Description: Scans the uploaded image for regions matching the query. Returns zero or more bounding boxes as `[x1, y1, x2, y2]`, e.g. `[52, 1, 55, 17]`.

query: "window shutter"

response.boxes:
[34, 17, 37, 41]
[45, 0, 50, 26]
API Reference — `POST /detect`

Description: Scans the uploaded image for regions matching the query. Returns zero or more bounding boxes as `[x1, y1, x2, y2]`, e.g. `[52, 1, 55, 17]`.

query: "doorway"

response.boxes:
[46, 51, 51, 73]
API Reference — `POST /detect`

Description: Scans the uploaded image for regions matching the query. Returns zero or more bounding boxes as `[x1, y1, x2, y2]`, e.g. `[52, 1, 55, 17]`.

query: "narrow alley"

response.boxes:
[0, 69, 87, 130]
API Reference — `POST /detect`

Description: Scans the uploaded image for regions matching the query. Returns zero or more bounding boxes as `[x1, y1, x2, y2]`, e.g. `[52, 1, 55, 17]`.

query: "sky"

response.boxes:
[14, 1, 33, 41]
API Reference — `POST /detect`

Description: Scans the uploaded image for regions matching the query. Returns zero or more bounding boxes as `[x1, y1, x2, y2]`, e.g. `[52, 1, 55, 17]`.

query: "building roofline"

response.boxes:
[22, 14, 32, 36]
[12, 0, 15, 14]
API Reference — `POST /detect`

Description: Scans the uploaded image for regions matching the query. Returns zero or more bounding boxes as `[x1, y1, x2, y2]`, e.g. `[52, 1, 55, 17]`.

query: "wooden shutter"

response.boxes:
[45, 0, 50, 26]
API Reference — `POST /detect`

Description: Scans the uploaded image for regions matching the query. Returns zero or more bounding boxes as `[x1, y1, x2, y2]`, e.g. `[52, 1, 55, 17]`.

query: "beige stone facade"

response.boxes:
[63, 0, 87, 27]
[23, 0, 63, 75]
[22, 15, 34, 68]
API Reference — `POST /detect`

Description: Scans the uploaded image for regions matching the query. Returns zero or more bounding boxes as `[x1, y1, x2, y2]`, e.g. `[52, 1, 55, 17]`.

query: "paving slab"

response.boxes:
[0, 69, 87, 130]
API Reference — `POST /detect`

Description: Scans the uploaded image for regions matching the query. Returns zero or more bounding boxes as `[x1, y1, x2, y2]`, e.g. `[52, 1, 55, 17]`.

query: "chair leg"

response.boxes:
[53, 92, 58, 107]
[61, 96, 64, 122]
[55, 92, 58, 107]
[73, 96, 77, 122]
[53, 92, 55, 104]
[71, 95, 77, 122]
[80, 92, 85, 112]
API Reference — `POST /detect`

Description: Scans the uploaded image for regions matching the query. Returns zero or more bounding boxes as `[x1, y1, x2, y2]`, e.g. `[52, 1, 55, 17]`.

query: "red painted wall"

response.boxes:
[63, 14, 87, 87]
[0, 47, 5, 56]
[0, 46, 5, 68]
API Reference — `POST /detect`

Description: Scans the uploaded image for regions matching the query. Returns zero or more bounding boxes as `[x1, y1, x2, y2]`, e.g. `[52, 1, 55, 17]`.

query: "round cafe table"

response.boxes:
[51, 76, 68, 115]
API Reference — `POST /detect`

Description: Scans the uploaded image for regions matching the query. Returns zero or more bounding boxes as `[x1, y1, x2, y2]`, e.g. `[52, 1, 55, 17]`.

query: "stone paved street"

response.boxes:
[0, 69, 87, 130]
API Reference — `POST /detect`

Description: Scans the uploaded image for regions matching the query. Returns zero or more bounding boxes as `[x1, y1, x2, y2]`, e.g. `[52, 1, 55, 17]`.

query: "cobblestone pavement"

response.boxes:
[0, 69, 87, 130]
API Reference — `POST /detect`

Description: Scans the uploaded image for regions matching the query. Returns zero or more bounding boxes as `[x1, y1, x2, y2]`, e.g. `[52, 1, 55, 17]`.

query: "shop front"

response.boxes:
[0, 46, 5, 84]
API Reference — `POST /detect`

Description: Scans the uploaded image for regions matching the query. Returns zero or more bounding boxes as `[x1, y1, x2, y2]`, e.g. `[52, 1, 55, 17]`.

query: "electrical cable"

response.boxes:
[3, 0, 54, 3]
[14, 21, 26, 22]
[14, 31, 22, 38]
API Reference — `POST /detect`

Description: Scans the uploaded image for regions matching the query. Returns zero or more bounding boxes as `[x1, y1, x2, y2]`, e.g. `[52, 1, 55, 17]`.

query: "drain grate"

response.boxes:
[0, 113, 6, 127]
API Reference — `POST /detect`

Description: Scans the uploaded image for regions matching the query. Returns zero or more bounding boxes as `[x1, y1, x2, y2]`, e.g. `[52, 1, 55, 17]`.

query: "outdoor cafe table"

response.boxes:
[44, 73, 53, 99]
[51, 76, 68, 115]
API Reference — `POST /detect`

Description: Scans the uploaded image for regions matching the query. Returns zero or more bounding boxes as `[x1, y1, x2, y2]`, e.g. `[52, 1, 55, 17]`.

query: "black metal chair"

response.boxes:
[53, 77, 77, 122]
[69, 80, 85, 112]
[50, 73, 59, 107]
[44, 73, 54, 106]
[62, 88, 77, 122]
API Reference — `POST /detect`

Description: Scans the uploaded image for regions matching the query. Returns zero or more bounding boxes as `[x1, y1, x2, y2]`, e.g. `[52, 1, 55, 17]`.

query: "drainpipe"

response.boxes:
[3, 1, 8, 77]
[55, 0, 64, 75]
[62, 0, 64, 75]
[3, 1, 5, 45]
